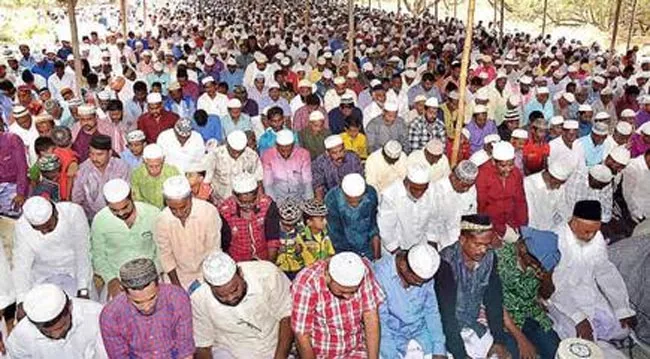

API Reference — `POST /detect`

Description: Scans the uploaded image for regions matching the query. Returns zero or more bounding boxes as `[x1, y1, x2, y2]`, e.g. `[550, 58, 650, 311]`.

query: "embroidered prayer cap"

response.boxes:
[301, 198, 328, 217]
[174, 118, 193, 137]
[460, 214, 493, 232]
[202, 250, 237, 286]
[119, 258, 158, 289]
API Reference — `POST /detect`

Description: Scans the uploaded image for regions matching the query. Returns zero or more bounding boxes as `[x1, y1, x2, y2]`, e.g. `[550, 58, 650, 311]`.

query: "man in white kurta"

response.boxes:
[406, 139, 451, 183]
[365, 140, 408, 194]
[548, 120, 584, 169]
[622, 153, 650, 223]
[192, 251, 292, 359]
[156, 118, 206, 173]
[12, 196, 92, 304]
[524, 161, 575, 230]
[196, 76, 229, 118]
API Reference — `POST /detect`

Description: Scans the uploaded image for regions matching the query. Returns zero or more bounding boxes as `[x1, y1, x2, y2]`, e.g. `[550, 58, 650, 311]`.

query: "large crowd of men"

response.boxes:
[0, 0, 649, 357]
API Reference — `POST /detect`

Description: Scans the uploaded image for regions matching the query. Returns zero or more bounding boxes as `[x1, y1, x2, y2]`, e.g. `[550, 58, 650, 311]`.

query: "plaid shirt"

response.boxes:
[291, 259, 384, 358]
[563, 165, 613, 222]
[99, 283, 195, 359]
[408, 117, 447, 152]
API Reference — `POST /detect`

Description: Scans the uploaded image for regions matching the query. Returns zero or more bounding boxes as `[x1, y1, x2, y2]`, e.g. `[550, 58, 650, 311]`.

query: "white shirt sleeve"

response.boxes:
[0, 242, 15, 309]
[72, 205, 92, 292]
[377, 192, 400, 252]
[12, 223, 36, 303]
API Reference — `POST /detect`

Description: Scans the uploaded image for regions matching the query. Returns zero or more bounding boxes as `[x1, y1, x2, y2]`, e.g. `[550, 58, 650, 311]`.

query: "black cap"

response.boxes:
[572, 200, 602, 221]
[90, 134, 112, 151]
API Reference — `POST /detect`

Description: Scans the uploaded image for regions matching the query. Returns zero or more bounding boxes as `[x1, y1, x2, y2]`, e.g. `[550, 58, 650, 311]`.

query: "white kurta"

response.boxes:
[524, 172, 569, 230]
[364, 150, 408, 194]
[156, 129, 206, 173]
[0, 244, 14, 310]
[197, 92, 229, 118]
[6, 298, 107, 359]
[406, 150, 451, 183]
[8, 122, 38, 166]
[362, 101, 383, 128]
[428, 177, 478, 249]
[622, 156, 650, 221]
[12, 202, 92, 302]
[323, 89, 357, 113]
[548, 136, 584, 170]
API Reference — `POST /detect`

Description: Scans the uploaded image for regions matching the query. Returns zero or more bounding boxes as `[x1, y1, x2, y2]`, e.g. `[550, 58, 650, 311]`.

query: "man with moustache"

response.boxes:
[191, 251, 293, 359]
[137, 92, 180, 143]
[312, 134, 364, 200]
[91, 179, 160, 301]
[71, 105, 125, 162]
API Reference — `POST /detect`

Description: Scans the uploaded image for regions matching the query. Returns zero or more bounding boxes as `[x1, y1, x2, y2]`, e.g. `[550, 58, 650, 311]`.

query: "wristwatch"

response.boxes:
[78, 288, 89, 297]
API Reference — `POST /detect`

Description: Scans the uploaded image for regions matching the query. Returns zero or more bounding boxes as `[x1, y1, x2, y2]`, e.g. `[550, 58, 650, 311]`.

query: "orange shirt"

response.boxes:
[53, 147, 79, 201]
[522, 138, 550, 175]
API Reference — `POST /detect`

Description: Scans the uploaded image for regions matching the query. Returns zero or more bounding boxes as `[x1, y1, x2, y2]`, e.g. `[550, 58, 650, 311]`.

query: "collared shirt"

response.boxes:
[291, 259, 384, 359]
[191, 261, 292, 358]
[72, 158, 131, 220]
[90, 202, 161, 282]
[100, 283, 195, 359]
[312, 151, 364, 193]
[12, 202, 92, 302]
[137, 110, 180, 143]
[374, 254, 446, 358]
[261, 146, 313, 202]
[258, 96, 292, 117]
[7, 298, 107, 359]
[622, 155, 650, 220]
[366, 116, 409, 154]
[365, 149, 408, 193]
[207, 145, 263, 203]
[406, 150, 451, 183]
[299, 128, 331, 160]
[548, 136, 585, 170]
[220, 114, 252, 137]
[408, 116, 447, 152]
[131, 163, 180, 209]
[124, 99, 147, 129]
[196, 92, 229, 118]
[328, 106, 363, 135]
[156, 129, 206, 173]
[164, 96, 196, 120]
[563, 165, 613, 223]
[0, 132, 28, 197]
[577, 134, 605, 167]
[523, 98, 554, 125]
[71, 120, 126, 161]
[192, 115, 223, 143]
[340, 132, 368, 160]
[428, 177, 478, 249]
[219, 69, 244, 92]
[630, 134, 650, 158]
[466, 119, 498, 154]
[120, 149, 142, 170]
[524, 171, 568, 230]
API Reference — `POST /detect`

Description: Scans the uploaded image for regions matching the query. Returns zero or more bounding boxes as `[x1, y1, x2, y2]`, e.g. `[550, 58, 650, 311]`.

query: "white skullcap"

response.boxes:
[548, 160, 575, 181]
[407, 164, 430, 184]
[469, 150, 491, 167]
[506, 95, 520, 107]
[232, 172, 258, 193]
[563, 120, 579, 130]
[425, 97, 439, 108]
[550, 116, 565, 126]
[557, 338, 603, 359]
[639, 122, 650, 136]
[425, 138, 444, 156]
[362, 62, 374, 71]
[226, 130, 247, 151]
[475, 89, 489, 101]
[473, 104, 488, 114]
[414, 95, 427, 103]
[492, 141, 515, 161]
[496, 71, 507, 79]
[142, 143, 164, 159]
[97, 90, 112, 101]
[268, 81, 280, 89]
[341, 173, 366, 197]
[162, 175, 192, 199]
[298, 79, 311, 88]
[384, 101, 398, 112]
[126, 130, 146, 143]
[403, 69, 416, 78]
[333, 76, 346, 85]
[201, 76, 215, 85]
[309, 111, 325, 122]
[317, 57, 326, 65]
[23, 284, 67, 323]
[347, 71, 358, 79]
[609, 146, 631, 166]
[383, 140, 402, 159]
[147, 92, 162, 104]
[519, 75, 533, 85]
[615, 121, 633, 136]
[226, 57, 237, 66]
[324, 135, 343, 149]
[620, 109, 636, 117]
[205, 57, 216, 66]
[328, 252, 366, 287]
[562, 92, 576, 103]
[202, 250, 237, 286]
[589, 164, 613, 183]
[153, 62, 164, 72]
[578, 104, 593, 112]
[592, 122, 609, 135]
[103, 179, 131, 203]
[594, 112, 610, 121]
[593, 76, 606, 85]
[227, 98, 242, 108]
[78, 105, 96, 116]
[483, 134, 500, 145]
[370, 79, 382, 88]
[478, 72, 489, 80]
[22, 196, 53, 226]
[537, 86, 550, 95]
[640, 96, 650, 105]
[407, 243, 440, 280]
[276, 129, 295, 146]
[512, 129, 529, 139]
[601, 87, 613, 96]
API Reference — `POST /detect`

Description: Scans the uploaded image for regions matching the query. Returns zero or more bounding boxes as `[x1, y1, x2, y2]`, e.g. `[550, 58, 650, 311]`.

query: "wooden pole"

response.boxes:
[305, 0, 310, 27]
[451, 0, 476, 166]
[626, 0, 638, 51]
[499, 0, 504, 45]
[348, 0, 355, 65]
[143, 0, 147, 31]
[120, 0, 127, 37]
[435, 0, 439, 21]
[66, 0, 83, 97]
[397, 0, 401, 14]
[541, 0, 548, 36]
[493, 0, 497, 26]
[610, 0, 623, 51]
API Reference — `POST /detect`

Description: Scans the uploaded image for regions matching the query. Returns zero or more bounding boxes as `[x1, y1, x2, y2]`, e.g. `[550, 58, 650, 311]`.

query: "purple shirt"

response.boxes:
[636, 110, 650, 129]
[630, 134, 650, 158]
[71, 157, 130, 220]
[100, 284, 195, 359]
[0, 133, 28, 196]
[72, 130, 93, 163]
[467, 119, 498, 154]
[261, 146, 313, 202]
[312, 151, 364, 193]
[258, 96, 292, 117]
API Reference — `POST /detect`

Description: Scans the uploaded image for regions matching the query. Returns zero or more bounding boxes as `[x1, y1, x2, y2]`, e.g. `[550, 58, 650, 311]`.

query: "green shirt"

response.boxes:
[90, 202, 161, 282]
[496, 243, 553, 331]
[130, 163, 180, 208]
[298, 128, 331, 160]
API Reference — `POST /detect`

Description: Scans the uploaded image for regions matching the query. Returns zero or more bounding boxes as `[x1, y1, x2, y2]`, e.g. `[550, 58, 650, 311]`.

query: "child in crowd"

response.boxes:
[297, 199, 335, 266]
[510, 128, 528, 172]
[121, 129, 146, 170]
[276, 199, 304, 280]
[32, 153, 61, 202]
[51, 126, 79, 200]
[340, 117, 368, 160]
[29, 136, 57, 186]
[185, 157, 214, 204]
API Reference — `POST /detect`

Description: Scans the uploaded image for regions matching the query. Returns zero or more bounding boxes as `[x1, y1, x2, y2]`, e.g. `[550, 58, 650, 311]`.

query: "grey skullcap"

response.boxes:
[119, 258, 158, 289]
[454, 160, 479, 183]
[51, 126, 72, 147]
[44, 99, 60, 111]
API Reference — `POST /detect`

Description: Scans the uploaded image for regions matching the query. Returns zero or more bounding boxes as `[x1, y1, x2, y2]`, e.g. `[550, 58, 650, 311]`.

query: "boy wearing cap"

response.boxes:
[32, 153, 62, 202]
[276, 199, 305, 278]
[296, 199, 334, 266]
[340, 117, 368, 160]
[121, 129, 146, 170]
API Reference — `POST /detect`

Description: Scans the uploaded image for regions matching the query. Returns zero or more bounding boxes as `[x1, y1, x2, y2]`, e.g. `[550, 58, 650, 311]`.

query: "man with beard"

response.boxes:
[192, 251, 293, 359]
[100, 258, 195, 358]
[137, 92, 179, 143]
[312, 134, 364, 200]
[71, 105, 125, 162]
[6, 284, 107, 358]
[91, 179, 160, 301]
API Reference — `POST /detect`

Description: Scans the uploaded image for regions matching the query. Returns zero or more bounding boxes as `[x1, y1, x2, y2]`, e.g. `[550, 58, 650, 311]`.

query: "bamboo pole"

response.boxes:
[541, 0, 548, 36]
[397, 0, 401, 14]
[120, 0, 127, 37]
[626, 0, 638, 51]
[450, 0, 476, 166]
[143, 0, 147, 31]
[610, 0, 623, 52]
[453, 0, 457, 18]
[499, 0, 504, 44]
[348, 0, 355, 65]
[305, 0, 310, 27]
[435, 0, 439, 21]
[493, 0, 497, 26]
[66, 0, 83, 97]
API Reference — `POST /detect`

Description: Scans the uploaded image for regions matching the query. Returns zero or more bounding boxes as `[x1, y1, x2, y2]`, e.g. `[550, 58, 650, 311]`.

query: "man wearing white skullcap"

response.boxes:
[13, 196, 93, 316]
[8, 104, 39, 166]
[622, 148, 650, 223]
[603, 121, 633, 156]
[220, 97, 253, 137]
[312, 134, 364, 200]
[154, 175, 222, 290]
[197, 74, 229, 118]
[525, 159, 576, 230]
[137, 91, 181, 143]
[467, 103, 498, 154]
[121, 129, 146, 170]
[261, 128, 314, 202]
[191, 250, 293, 358]
[373, 243, 446, 358]
[563, 164, 614, 224]
[524, 86, 554, 124]
[575, 121, 609, 167]
[130, 143, 181, 209]
[90, 179, 161, 300]
[217, 172, 282, 262]
[408, 96, 447, 152]
[548, 119, 586, 169]
[323, 75, 357, 112]
[156, 117, 206, 173]
[406, 138, 452, 183]
[365, 101, 409, 153]
[476, 141, 528, 236]
[257, 106, 297, 155]
[364, 140, 408, 193]
[6, 283, 107, 358]
[291, 251, 384, 358]
[378, 164, 441, 251]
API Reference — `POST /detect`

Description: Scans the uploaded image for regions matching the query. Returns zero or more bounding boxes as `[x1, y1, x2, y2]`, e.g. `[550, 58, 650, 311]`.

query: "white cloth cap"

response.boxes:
[407, 164, 430, 184]
[162, 175, 192, 199]
[519, 76, 533, 85]
[202, 251, 237, 286]
[592, 122, 609, 135]
[594, 112, 610, 121]
[563, 120, 579, 129]
[578, 104, 593, 112]
[333, 76, 346, 85]
[615, 121, 633, 136]
[414, 95, 427, 103]
[226, 57, 237, 66]
[562, 92, 576, 103]
[589, 164, 613, 183]
[609, 146, 631, 166]
[473, 104, 488, 114]
[550, 116, 565, 126]
[492, 141, 515, 161]
[512, 129, 528, 139]
[593, 76, 606, 85]
[362, 62, 374, 71]
[298, 79, 311, 88]
[483, 134, 500, 144]
[268, 81, 280, 89]
[78, 105, 96, 116]
[620, 109, 636, 117]
[507, 95, 520, 107]
[639, 122, 650, 136]
[403, 69, 416, 78]
[341, 173, 366, 197]
[227, 98, 242, 108]
[147, 92, 162, 104]
[23, 284, 67, 323]
[201, 76, 215, 85]
[328, 252, 366, 287]
[227, 130, 247, 151]
[232, 172, 258, 193]
[324, 134, 343, 149]
[425, 97, 439, 108]
[276, 129, 295, 146]
[103, 179, 131, 203]
[126, 130, 146, 143]
[384, 101, 398, 112]
[537, 86, 550, 95]
[640, 96, 650, 105]
[407, 243, 440, 280]
[475, 89, 489, 101]
[309, 111, 325, 122]
[548, 160, 575, 181]
[142, 143, 164, 159]
[469, 150, 491, 167]
[425, 139, 444, 155]
[22, 196, 53, 226]
[383, 140, 402, 159]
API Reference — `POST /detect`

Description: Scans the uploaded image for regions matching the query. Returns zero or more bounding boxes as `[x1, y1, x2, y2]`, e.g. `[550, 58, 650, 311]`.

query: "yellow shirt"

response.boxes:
[341, 132, 368, 159]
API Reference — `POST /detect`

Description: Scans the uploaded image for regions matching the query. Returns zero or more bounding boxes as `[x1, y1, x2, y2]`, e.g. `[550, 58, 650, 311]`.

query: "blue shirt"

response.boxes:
[324, 186, 379, 259]
[164, 96, 196, 119]
[578, 134, 605, 167]
[19, 56, 36, 70]
[374, 254, 447, 357]
[192, 115, 223, 143]
[0, 93, 13, 127]
[328, 107, 363, 134]
[120, 149, 142, 170]
[258, 96, 291, 117]
[257, 128, 299, 155]
[219, 69, 244, 93]
[523, 98, 554, 125]
[578, 120, 593, 138]
[407, 84, 442, 104]
[31, 61, 54, 80]
[221, 114, 252, 137]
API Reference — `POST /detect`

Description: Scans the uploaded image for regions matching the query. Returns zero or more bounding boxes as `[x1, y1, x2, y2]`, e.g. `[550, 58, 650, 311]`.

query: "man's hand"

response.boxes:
[0, 331, 5, 355]
[11, 194, 25, 210]
[107, 278, 123, 300]
[15, 303, 25, 322]
[487, 343, 510, 359]
[517, 336, 537, 359]
[620, 315, 638, 329]
[537, 272, 555, 300]
[575, 319, 594, 341]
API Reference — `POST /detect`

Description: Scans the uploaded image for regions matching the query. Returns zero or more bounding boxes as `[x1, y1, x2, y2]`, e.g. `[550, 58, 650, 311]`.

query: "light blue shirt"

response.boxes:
[523, 98, 554, 125]
[146, 72, 171, 95]
[578, 134, 605, 167]
[257, 128, 299, 155]
[219, 69, 244, 93]
[220, 114, 252, 137]
[258, 96, 292, 117]
[120, 149, 142, 170]
[374, 254, 447, 357]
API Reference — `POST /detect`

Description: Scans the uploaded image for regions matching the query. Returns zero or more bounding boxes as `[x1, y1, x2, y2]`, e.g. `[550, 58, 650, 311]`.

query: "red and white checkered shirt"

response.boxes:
[291, 259, 385, 358]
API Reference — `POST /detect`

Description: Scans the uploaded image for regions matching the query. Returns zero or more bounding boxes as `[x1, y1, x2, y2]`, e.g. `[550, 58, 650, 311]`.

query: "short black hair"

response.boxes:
[34, 136, 56, 156]
[194, 109, 208, 126]
[133, 81, 148, 92]
[107, 100, 123, 111]
[421, 72, 435, 82]
[528, 110, 544, 122]
[267, 106, 284, 119]
[305, 94, 320, 106]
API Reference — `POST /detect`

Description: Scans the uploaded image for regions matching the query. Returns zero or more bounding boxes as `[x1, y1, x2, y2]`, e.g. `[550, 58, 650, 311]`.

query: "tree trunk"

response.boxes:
[626, 0, 638, 51]
[499, 0, 504, 44]
[610, 0, 623, 51]
[541, 0, 548, 35]
[67, 0, 83, 97]
[120, 0, 127, 36]
[348, 0, 355, 65]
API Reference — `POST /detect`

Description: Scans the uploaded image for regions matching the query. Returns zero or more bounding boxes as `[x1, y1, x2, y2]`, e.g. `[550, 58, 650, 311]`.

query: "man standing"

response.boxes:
[91, 179, 160, 300]
[137, 92, 180, 143]
[261, 129, 313, 202]
[100, 258, 195, 358]
[525, 161, 575, 230]
[197, 76, 229, 118]
[292, 252, 384, 358]
[156, 118, 206, 173]
[548, 120, 584, 168]
[622, 149, 650, 223]
[563, 164, 614, 224]
[0, 126, 28, 214]
[8, 105, 38, 165]
[71, 105, 125, 162]
[131, 143, 181, 209]
[312, 134, 364, 200]
[155, 176, 222, 290]
[406, 138, 451, 183]
[467, 105, 498, 154]
[365, 102, 409, 153]
[374, 244, 447, 359]
[408, 97, 446, 151]
[192, 251, 293, 358]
